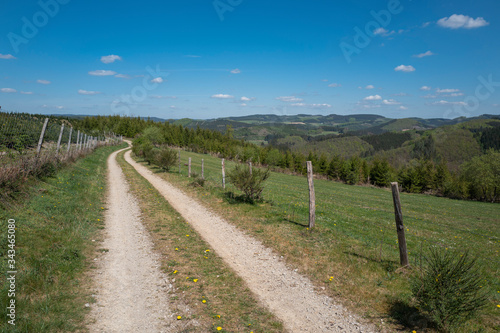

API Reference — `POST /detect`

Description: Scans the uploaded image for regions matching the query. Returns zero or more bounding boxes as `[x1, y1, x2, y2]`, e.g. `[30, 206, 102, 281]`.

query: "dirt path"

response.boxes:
[124, 149, 377, 333]
[87, 147, 187, 332]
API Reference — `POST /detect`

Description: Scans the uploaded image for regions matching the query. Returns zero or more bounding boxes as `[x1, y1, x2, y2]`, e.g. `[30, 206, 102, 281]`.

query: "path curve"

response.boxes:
[88, 147, 184, 332]
[124, 149, 377, 333]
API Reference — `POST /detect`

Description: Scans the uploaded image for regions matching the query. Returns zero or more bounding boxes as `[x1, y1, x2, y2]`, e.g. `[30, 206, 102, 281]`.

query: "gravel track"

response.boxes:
[124, 149, 378, 333]
[87, 147, 189, 332]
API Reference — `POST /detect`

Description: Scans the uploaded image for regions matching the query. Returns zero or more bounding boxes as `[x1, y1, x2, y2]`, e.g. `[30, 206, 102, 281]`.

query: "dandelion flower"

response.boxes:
[193, 279, 198, 282]
[202, 300, 206, 303]
[173, 270, 178, 274]
[186, 234, 189, 237]
[217, 327, 222, 331]
[177, 316, 182, 320]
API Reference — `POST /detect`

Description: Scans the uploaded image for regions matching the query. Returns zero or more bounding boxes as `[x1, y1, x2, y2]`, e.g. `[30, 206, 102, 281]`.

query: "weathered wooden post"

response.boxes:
[306, 161, 316, 229]
[67, 127, 73, 153]
[188, 157, 191, 177]
[249, 161, 252, 175]
[202, 159, 205, 180]
[222, 158, 226, 189]
[36, 118, 49, 155]
[76, 130, 80, 150]
[56, 123, 65, 153]
[391, 182, 409, 267]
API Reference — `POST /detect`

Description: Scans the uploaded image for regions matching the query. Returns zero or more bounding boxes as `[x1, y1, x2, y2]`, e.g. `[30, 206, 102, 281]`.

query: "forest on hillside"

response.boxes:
[72, 114, 500, 203]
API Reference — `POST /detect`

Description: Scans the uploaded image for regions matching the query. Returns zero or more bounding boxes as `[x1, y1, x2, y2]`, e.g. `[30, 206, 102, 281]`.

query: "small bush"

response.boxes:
[189, 172, 206, 187]
[411, 248, 488, 332]
[228, 164, 270, 201]
[154, 147, 177, 172]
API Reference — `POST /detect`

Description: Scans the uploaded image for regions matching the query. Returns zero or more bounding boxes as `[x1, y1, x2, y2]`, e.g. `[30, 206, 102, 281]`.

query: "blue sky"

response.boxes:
[1, 0, 499, 119]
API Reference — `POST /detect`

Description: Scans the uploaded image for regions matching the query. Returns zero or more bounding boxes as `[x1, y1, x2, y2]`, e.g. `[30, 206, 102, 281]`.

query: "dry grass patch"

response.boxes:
[117, 150, 283, 333]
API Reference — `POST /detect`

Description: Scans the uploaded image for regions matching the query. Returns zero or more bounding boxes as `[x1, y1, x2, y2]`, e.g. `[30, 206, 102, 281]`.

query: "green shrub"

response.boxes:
[154, 147, 177, 172]
[411, 248, 488, 332]
[370, 159, 391, 187]
[228, 164, 270, 201]
[189, 172, 206, 187]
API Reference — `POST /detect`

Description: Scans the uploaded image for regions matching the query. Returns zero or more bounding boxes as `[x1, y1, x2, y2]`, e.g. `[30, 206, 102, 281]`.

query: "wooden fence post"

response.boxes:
[76, 130, 80, 150]
[67, 127, 73, 153]
[249, 161, 252, 175]
[56, 123, 65, 153]
[202, 159, 205, 179]
[222, 158, 226, 189]
[36, 118, 49, 155]
[391, 182, 409, 267]
[306, 161, 316, 229]
[188, 157, 191, 177]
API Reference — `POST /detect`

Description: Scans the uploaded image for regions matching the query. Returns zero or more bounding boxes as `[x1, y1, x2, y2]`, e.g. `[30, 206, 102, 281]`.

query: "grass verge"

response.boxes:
[0, 143, 126, 332]
[132, 148, 500, 333]
[116, 149, 283, 332]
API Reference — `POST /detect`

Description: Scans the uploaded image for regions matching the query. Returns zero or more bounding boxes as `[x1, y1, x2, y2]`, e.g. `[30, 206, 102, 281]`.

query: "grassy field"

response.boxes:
[0, 143, 126, 332]
[134, 148, 500, 332]
[117, 150, 284, 332]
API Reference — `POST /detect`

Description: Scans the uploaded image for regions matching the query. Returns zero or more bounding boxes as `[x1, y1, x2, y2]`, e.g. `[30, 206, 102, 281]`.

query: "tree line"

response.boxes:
[74, 115, 500, 203]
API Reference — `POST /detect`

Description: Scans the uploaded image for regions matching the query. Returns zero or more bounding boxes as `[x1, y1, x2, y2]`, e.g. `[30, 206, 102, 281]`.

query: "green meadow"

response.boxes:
[141, 148, 500, 332]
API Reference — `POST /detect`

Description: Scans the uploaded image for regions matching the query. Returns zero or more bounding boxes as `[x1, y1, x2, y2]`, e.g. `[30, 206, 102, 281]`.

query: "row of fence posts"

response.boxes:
[177, 150, 409, 267]
[35, 117, 122, 156]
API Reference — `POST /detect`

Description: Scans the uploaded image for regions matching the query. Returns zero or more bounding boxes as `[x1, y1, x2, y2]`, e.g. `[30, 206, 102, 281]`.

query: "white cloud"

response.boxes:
[422, 22, 431, 28]
[382, 99, 400, 105]
[420, 86, 431, 91]
[1, 88, 16, 93]
[432, 100, 467, 106]
[437, 88, 459, 93]
[365, 85, 375, 89]
[151, 77, 164, 83]
[211, 94, 234, 99]
[0, 54, 16, 59]
[374, 27, 395, 36]
[78, 89, 101, 95]
[115, 74, 130, 79]
[42, 105, 64, 109]
[230, 68, 241, 74]
[88, 70, 117, 76]
[240, 96, 255, 102]
[20, 91, 33, 95]
[276, 96, 303, 102]
[100, 55, 122, 64]
[393, 92, 408, 96]
[37, 79, 51, 84]
[240, 103, 247, 107]
[328, 83, 341, 87]
[447, 92, 464, 97]
[185, 55, 201, 58]
[362, 104, 381, 109]
[290, 103, 331, 108]
[394, 65, 415, 72]
[437, 14, 489, 29]
[413, 51, 434, 58]
[422, 94, 438, 99]
[399, 106, 408, 110]
[363, 94, 382, 101]
[310, 103, 331, 108]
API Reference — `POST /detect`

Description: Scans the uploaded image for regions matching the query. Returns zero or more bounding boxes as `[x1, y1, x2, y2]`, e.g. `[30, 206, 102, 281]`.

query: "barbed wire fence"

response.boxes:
[0, 112, 121, 157]
[0, 112, 122, 204]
